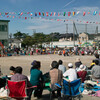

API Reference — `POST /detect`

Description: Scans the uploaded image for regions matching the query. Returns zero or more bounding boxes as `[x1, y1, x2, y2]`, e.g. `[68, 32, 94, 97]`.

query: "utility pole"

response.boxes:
[73, 21, 75, 47]
[32, 29, 36, 35]
[85, 24, 87, 47]
[66, 24, 68, 41]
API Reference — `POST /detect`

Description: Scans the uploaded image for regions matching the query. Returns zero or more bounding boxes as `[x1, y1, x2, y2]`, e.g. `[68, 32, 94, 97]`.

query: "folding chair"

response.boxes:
[7, 80, 27, 100]
[61, 78, 82, 100]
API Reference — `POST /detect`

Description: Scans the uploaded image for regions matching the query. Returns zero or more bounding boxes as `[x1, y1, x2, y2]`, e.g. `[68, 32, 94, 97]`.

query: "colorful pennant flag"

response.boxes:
[54, 12, 56, 16]
[42, 12, 45, 16]
[83, 12, 86, 16]
[73, 12, 75, 16]
[50, 12, 52, 16]
[46, 12, 48, 16]
[39, 12, 41, 16]
[68, 12, 71, 16]
[93, 11, 97, 15]
[35, 13, 37, 16]
[63, 12, 66, 16]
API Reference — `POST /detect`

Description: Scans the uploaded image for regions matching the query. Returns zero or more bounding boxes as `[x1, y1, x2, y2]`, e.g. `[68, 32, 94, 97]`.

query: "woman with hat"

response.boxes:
[77, 64, 87, 83]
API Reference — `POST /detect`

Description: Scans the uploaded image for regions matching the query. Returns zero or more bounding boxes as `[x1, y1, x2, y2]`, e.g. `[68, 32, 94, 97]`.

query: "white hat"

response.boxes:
[68, 63, 73, 68]
[79, 64, 86, 70]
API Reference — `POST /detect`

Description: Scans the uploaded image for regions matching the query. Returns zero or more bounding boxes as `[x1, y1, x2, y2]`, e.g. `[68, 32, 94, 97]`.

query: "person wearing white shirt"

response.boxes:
[58, 60, 66, 74]
[63, 63, 77, 81]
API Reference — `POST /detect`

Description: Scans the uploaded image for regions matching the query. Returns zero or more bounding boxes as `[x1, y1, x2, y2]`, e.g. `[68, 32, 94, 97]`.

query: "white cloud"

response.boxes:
[73, 6, 99, 11]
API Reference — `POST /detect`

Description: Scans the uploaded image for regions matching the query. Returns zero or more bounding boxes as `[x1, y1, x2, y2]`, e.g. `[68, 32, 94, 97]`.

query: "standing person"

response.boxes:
[63, 49, 66, 56]
[49, 61, 63, 98]
[63, 63, 77, 82]
[30, 61, 44, 99]
[77, 65, 87, 83]
[11, 66, 32, 100]
[58, 60, 66, 74]
[91, 60, 100, 80]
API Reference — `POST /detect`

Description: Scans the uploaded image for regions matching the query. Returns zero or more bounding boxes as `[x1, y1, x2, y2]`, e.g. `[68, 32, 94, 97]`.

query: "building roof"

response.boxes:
[0, 20, 10, 22]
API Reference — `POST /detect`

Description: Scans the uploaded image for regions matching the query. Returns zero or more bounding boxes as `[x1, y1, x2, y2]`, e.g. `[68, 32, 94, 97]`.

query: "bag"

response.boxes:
[43, 72, 50, 82]
[84, 83, 94, 90]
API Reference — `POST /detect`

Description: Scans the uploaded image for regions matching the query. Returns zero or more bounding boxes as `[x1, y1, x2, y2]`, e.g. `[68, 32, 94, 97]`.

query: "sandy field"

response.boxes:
[0, 54, 100, 100]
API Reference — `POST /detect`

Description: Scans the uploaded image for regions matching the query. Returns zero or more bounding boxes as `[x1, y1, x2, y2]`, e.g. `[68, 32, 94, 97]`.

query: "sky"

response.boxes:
[0, 0, 100, 35]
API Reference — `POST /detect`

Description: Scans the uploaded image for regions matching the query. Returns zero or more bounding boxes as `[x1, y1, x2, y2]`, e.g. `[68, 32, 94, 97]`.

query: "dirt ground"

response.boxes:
[0, 54, 100, 100]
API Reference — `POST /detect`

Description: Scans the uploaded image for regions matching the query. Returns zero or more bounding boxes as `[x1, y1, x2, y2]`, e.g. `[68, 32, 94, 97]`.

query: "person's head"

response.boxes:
[94, 60, 99, 65]
[92, 60, 95, 63]
[58, 60, 63, 65]
[9, 66, 15, 75]
[68, 63, 73, 68]
[51, 61, 59, 69]
[36, 61, 41, 70]
[15, 66, 23, 74]
[95, 54, 99, 59]
[79, 64, 86, 71]
[31, 60, 37, 66]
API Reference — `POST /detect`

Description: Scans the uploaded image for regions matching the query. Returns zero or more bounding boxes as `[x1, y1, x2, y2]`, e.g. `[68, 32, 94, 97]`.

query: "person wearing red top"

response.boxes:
[77, 65, 87, 83]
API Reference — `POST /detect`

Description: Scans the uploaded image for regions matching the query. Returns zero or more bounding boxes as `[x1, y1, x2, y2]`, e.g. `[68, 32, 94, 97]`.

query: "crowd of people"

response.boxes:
[0, 45, 99, 57]
[0, 53, 100, 99]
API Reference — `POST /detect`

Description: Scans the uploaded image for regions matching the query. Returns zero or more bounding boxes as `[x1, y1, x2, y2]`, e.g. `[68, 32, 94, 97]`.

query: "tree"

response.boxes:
[21, 36, 34, 47]
[13, 31, 29, 39]
[50, 32, 60, 41]
[33, 33, 46, 44]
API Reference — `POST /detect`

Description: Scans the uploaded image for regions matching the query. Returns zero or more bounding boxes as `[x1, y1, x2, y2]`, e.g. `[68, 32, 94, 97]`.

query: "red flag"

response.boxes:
[83, 12, 86, 16]
[5, 12, 8, 15]
[86, 21, 88, 23]
[25, 17, 27, 19]
[39, 12, 41, 16]
[68, 12, 71, 16]
[46, 12, 48, 16]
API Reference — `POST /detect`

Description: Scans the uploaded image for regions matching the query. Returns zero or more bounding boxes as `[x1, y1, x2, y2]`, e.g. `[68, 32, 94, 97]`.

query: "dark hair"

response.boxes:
[92, 60, 95, 63]
[95, 54, 99, 59]
[36, 61, 41, 69]
[58, 60, 63, 65]
[15, 66, 22, 74]
[10, 66, 15, 71]
[51, 61, 58, 69]
[94, 60, 99, 65]
[30, 61, 41, 71]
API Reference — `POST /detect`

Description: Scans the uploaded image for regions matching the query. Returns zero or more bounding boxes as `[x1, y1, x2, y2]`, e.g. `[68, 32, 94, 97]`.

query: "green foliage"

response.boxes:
[13, 31, 29, 39]
[21, 36, 34, 47]
[14, 31, 60, 47]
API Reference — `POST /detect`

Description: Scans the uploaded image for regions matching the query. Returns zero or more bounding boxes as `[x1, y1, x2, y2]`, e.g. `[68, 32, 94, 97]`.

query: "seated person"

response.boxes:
[0, 68, 6, 88]
[30, 61, 44, 99]
[11, 66, 32, 100]
[9, 66, 15, 75]
[91, 60, 100, 80]
[77, 64, 87, 83]
[63, 63, 77, 82]
[75, 58, 82, 71]
[88, 60, 95, 70]
[49, 61, 63, 98]
[58, 60, 66, 74]
[30, 60, 37, 72]
[2, 66, 16, 80]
